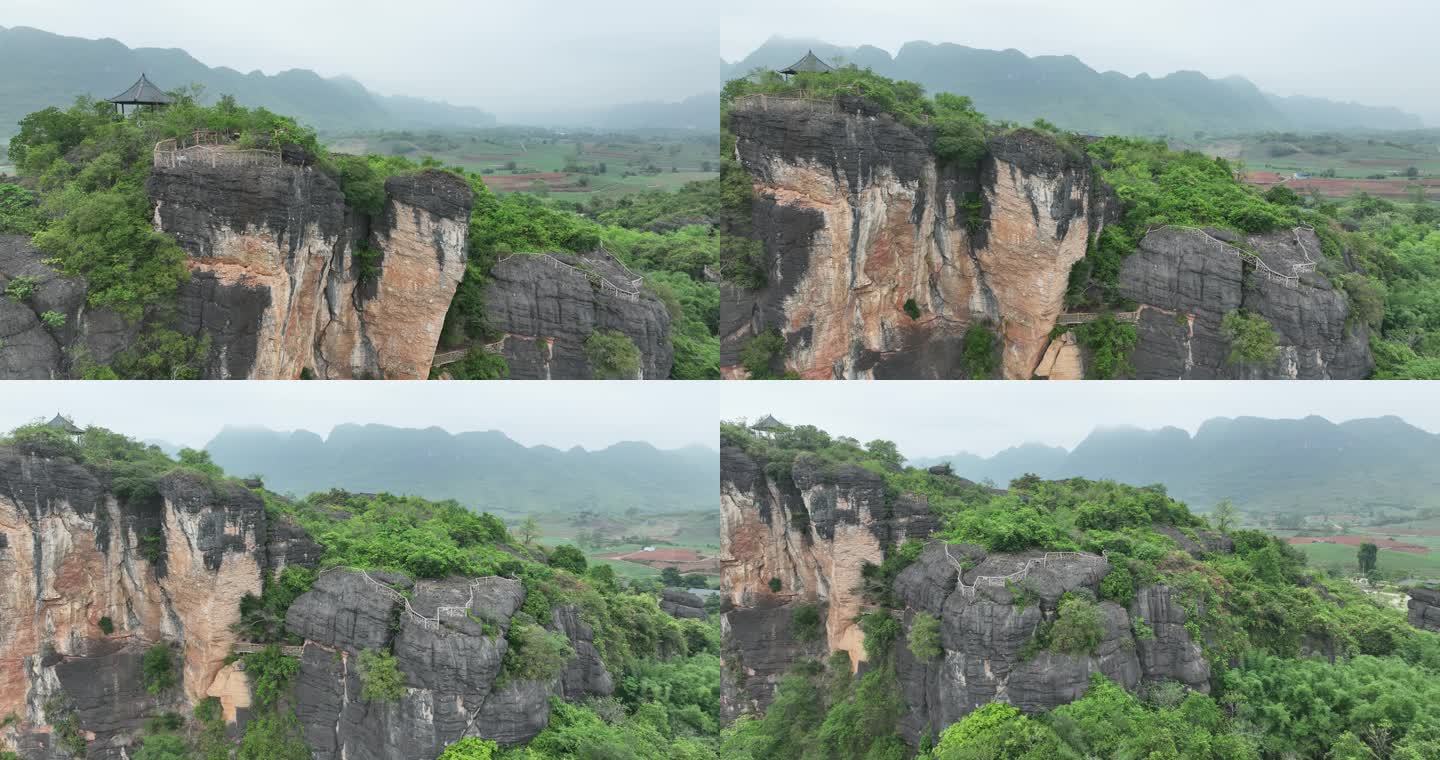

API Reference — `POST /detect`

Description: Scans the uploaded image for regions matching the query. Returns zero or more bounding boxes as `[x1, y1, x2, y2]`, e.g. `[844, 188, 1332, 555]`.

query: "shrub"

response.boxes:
[768, 577, 782, 593]
[903, 298, 921, 320]
[793, 604, 822, 642]
[584, 329, 641, 379]
[961, 324, 999, 378]
[1049, 593, 1104, 655]
[859, 611, 901, 661]
[908, 612, 943, 661]
[98, 616, 114, 635]
[1221, 310, 1278, 366]
[437, 738, 499, 760]
[142, 642, 176, 695]
[740, 328, 788, 379]
[548, 544, 588, 574]
[39, 310, 66, 329]
[1100, 567, 1135, 605]
[502, 622, 574, 683]
[358, 649, 405, 702]
[1077, 314, 1137, 379]
[352, 244, 382, 283]
[3, 275, 38, 302]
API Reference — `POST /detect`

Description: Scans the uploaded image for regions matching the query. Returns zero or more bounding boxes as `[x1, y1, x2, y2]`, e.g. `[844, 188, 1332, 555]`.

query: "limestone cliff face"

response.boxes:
[722, 98, 1106, 379]
[482, 250, 674, 379]
[0, 445, 293, 759]
[285, 570, 614, 758]
[1116, 226, 1372, 379]
[1410, 587, 1440, 633]
[150, 163, 473, 379]
[723, 96, 1374, 380]
[720, 448, 1212, 747]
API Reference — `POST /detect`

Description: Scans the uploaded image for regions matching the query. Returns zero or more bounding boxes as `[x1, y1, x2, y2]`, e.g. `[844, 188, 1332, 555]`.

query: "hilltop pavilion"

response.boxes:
[751, 414, 788, 439]
[107, 74, 173, 116]
[779, 50, 834, 77]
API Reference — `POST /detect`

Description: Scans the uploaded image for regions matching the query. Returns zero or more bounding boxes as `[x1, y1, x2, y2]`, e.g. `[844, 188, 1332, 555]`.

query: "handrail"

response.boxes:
[1056, 311, 1141, 325]
[1147, 225, 1317, 287]
[732, 93, 839, 114]
[944, 545, 1109, 600]
[320, 567, 491, 633]
[153, 130, 281, 170]
[498, 252, 641, 303]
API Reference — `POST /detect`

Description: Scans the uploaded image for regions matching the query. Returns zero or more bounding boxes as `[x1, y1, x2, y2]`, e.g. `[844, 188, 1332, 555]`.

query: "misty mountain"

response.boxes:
[722, 38, 1423, 135]
[502, 92, 719, 131]
[910, 416, 1440, 515]
[0, 26, 495, 142]
[205, 424, 718, 513]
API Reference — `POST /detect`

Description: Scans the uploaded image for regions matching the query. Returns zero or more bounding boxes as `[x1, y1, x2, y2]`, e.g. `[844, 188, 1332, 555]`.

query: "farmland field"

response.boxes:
[325, 126, 718, 200]
[1173, 129, 1440, 200]
[496, 507, 721, 583]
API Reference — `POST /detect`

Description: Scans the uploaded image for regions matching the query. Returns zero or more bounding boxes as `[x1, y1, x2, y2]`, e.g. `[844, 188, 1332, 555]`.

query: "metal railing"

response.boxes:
[1056, 311, 1141, 326]
[1148, 225, 1318, 287]
[944, 545, 1109, 601]
[153, 130, 281, 170]
[498, 252, 642, 303]
[731, 93, 839, 115]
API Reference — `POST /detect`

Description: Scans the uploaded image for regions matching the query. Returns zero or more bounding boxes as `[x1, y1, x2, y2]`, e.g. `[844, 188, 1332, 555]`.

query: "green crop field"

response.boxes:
[498, 508, 720, 583]
[1294, 541, 1440, 581]
[325, 126, 718, 201]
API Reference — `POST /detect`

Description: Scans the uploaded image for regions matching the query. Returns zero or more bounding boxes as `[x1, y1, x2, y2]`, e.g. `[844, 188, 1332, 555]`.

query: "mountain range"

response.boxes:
[0, 26, 715, 143]
[205, 424, 718, 513]
[723, 37, 1424, 135]
[909, 415, 1440, 516]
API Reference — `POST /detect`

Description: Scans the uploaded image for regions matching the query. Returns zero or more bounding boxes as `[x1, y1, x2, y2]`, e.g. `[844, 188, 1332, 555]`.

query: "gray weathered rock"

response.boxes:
[660, 588, 708, 620]
[1409, 587, 1440, 633]
[483, 250, 673, 379]
[1119, 226, 1371, 379]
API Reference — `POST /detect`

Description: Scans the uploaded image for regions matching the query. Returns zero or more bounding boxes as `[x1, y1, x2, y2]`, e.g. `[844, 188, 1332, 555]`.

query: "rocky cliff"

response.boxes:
[482, 250, 673, 379]
[1410, 587, 1440, 633]
[720, 444, 1211, 745]
[722, 95, 1373, 379]
[0, 442, 611, 759]
[0, 160, 472, 380]
[151, 161, 473, 379]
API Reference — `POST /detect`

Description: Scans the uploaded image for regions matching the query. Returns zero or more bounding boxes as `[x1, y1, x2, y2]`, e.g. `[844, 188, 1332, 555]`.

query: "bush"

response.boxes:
[98, 616, 114, 635]
[903, 298, 921, 320]
[859, 611, 901, 661]
[793, 604, 822, 642]
[502, 622, 574, 683]
[585, 329, 642, 379]
[1099, 567, 1135, 605]
[740, 328, 789, 379]
[549, 544, 588, 574]
[142, 642, 176, 695]
[3, 275, 38, 302]
[1076, 314, 1137, 379]
[39, 310, 66, 329]
[358, 649, 405, 702]
[908, 612, 943, 661]
[1221, 310, 1278, 366]
[768, 577, 782, 592]
[1049, 593, 1104, 655]
[437, 738, 499, 759]
[961, 324, 999, 378]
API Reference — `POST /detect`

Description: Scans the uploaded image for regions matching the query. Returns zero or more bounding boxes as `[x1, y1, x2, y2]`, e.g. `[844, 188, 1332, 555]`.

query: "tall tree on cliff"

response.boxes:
[1358, 542, 1379, 576]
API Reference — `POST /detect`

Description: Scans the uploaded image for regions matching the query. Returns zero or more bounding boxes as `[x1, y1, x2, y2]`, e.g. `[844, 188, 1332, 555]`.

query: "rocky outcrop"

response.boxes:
[151, 162, 473, 379]
[482, 250, 673, 379]
[721, 449, 1213, 748]
[660, 588, 708, 619]
[1409, 587, 1440, 633]
[0, 235, 141, 379]
[0, 446, 278, 759]
[722, 96, 1374, 379]
[722, 98, 1109, 379]
[1115, 226, 1372, 379]
[285, 569, 614, 758]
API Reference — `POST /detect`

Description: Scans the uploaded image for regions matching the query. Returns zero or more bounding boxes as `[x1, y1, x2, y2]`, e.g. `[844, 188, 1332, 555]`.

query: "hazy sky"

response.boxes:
[3, 0, 714, 117]
[1, 382, 718, 451]
[720, 382, 1440, 459]
[722, 0, 1440, 125]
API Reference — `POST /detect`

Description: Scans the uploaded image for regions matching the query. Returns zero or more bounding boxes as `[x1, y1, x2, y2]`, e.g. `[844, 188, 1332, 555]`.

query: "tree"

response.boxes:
[438, 738, 499, 760]
[358, 649, 405, 702]
[865, 440, 904, 471]
[133, 734, 191, 760]
[585, 330, 642, 379]
[908, 612, 943, 661]
[142, 643, 176, 695]
[1213, 499, 1238, 534]
[1358, 542, 1378, 576]
[519, 517, 540, 546]
[549, 544, 588, 574]
[661, 567, 685, 587]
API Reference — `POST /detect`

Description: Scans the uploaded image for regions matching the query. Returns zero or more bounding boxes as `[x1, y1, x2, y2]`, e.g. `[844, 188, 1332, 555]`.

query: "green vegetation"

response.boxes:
[1074, 315, 1137, 379]
[98, 615, 114, 635]
[793, 604, 822, 642]
[1221, 310, 1278, 365]
[438, 738, 499, 760]
[584, 329, 641, 379]
[726, 420, 1440, 757]
[961, 324, 999, 379]
[904, 298, 922, 320]
[502, 622, 576, 683]
[739, 329, 791, 379]
[141, 644, 175, 695]
[358, 649, 406, 702]
[3, 274, 37, 302]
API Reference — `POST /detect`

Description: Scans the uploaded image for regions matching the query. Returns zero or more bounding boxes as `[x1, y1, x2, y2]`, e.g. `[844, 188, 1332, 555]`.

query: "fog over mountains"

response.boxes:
[206, 424, 718, 513]
[910, 415, 1440, 515]
[723, 37, 1424, 134]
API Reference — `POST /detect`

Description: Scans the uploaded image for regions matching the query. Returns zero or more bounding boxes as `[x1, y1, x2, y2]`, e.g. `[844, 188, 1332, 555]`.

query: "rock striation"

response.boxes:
[285, 569, 614, 758]
[659, 588, 708, 619]
[723, 95, 1374, 379]
[151, 160, 473, 379]
[482, 250, 673, 379]
[1410, 587, 1440, 633]
[722, 98, 1108, 379]
[721, 445, 1214, 747]
[0, 445, 282, 759]
[1116, 226, 1371, 379]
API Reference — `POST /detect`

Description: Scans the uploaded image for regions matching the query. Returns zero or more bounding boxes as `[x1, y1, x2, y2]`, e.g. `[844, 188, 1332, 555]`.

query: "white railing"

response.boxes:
[1056, 311, 1141, 326]
[498, 253, 642, 303]
[1148, 225, 1317, 288]
[732, 93, 838, 115]
[944, 545, 1109, 601]
[153, 130, 281, 171]
[323, 567, 490, 633]
[233, 642, 305, 657]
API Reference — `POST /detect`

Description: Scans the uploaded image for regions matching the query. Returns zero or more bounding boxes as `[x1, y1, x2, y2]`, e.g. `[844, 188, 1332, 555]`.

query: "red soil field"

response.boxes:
[1286, 535, 1430, 554]
[601, 547, 720, 575]
[1243, 172, 1439, 200]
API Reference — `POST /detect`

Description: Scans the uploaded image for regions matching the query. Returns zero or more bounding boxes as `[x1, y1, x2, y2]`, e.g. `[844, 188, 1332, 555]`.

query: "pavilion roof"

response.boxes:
[780, 50, 834, 75]
[108, 74, 173, 105]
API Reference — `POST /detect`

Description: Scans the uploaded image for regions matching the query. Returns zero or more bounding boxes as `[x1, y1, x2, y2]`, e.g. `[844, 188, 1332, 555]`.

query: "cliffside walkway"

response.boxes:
[432, 337, 511, 368]
[153, 130, 282, 170]
[233, 643, 305, 659]
[944, 545, 1109, 601]
[1149, 225, 1318, 288]
[497, 250, 643, 303]
[1056, 311, 1141, 326]
[731, 93, 839, 115]
[326, 567, 492, 633]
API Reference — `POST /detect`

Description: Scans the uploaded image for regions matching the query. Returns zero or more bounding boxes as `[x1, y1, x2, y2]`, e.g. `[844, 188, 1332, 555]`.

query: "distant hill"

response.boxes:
[0, 25, 494, 143]
[910, 416, 1440, 515]
[722, 38, 1423, 135]
[205, 424, 717, 513]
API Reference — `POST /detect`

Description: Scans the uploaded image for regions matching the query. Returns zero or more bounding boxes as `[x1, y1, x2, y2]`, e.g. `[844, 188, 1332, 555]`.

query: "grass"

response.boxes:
[1294, 541, 1440, 581]
[500, 507, 720, 581]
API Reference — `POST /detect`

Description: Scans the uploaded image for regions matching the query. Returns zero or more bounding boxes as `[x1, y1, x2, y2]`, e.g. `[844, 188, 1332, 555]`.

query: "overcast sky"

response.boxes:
[1, 382, 718, 451]
[720, 382, 1440, 459]
[722, 0, 1440, 124]
[3, 0, 714, 117]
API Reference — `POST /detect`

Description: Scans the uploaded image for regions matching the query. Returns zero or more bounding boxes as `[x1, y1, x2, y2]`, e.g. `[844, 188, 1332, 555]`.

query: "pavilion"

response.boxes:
[779, 50, 834, 77]
[750, 414, 788, 439]
[107, 74, 173, 116]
